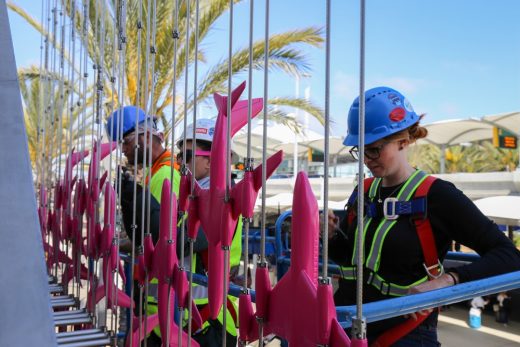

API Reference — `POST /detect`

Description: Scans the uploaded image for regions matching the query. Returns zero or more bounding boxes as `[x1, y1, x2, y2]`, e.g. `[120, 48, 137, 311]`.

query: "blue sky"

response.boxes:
[7, 0, 520, 137]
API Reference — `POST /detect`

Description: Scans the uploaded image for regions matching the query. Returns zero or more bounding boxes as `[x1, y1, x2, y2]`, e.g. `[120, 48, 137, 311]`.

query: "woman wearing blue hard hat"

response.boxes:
[326, 87, 520, 346]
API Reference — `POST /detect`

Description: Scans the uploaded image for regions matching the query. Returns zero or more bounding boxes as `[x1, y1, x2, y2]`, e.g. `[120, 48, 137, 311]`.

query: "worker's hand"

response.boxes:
[408, 272, 458, 295]
[403, 272, 459, 320]
[403, 308, 433, 321]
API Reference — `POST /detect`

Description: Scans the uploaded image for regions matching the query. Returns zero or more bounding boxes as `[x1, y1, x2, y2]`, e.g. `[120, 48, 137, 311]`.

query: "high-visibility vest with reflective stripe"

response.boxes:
[340, 170, 430, 296]
[149, 212, 243, 337]
[142, 157, 180, 337]
[191, 216, 243, 336]
[146, 162, 180, 203]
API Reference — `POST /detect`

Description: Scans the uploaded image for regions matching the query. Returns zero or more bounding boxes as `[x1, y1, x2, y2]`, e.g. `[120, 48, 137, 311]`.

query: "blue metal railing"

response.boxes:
[117, 209, 520, 333]
[336, 271, 520, 327]
[270, 209, 520, 327]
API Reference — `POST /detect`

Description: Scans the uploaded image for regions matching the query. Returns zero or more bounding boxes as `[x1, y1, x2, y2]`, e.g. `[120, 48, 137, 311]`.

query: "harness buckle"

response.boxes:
[383, 197, 399, 220]
[380, 281, 391, 296]
[423, 260, 444, 279]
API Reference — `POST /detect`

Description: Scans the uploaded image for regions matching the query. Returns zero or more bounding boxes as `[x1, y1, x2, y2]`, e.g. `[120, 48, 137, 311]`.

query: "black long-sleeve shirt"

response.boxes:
[330, 177, 520, 339]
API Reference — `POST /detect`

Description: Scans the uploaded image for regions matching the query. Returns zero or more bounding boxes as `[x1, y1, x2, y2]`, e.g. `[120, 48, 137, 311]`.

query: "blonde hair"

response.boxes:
[386, 114, 428, 144]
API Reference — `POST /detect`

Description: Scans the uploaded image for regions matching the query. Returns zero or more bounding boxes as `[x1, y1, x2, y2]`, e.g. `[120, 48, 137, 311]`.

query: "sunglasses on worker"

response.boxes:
[176, 149, 211, 163]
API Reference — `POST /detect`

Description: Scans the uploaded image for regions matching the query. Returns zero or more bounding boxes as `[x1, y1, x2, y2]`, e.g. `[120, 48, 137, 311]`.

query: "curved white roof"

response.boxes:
[419, 111, 520, 146]
[473, 195, 520, 226]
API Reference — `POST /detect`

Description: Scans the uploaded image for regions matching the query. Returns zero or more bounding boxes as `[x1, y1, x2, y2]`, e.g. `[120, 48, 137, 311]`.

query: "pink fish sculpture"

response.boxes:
[178, 81, 283, 319]
[243, 172, 351, 346]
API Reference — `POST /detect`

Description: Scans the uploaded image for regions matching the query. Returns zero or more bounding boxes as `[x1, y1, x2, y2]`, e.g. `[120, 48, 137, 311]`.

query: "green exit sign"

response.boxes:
[493, 127, 517, 149]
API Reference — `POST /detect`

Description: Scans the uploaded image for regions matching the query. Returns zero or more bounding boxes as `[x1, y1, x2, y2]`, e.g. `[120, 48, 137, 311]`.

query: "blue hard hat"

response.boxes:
[105, 106, 149, 142]
[343, 86, 419, 146]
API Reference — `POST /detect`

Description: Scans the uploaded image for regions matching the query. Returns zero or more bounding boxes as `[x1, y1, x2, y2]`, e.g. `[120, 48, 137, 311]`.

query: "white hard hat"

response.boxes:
[177, 118, 237, 157]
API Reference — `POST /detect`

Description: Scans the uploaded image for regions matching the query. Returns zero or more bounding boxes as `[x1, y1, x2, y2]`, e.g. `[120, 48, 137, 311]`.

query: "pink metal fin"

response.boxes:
[231, 150, 284, 218]
[194, 81, 282, 320]
[246, 172, 350, 346]
[238, 293, 256, 342]
[125, 314, 160, 347]
[254, 266, 272, 320]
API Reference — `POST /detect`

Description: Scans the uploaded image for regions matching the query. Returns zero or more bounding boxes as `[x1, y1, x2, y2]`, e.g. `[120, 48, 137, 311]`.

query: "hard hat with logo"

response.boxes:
[343, 86, 419, 146]
[177, 118, 217, 147]
[105, 105, 157, 142]
[177, 118, 239, 160]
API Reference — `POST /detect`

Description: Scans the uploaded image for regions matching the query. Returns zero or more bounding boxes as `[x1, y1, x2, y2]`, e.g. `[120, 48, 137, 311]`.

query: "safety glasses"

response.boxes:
[176, 149, 211, 162]
[349, 141, 393, 161]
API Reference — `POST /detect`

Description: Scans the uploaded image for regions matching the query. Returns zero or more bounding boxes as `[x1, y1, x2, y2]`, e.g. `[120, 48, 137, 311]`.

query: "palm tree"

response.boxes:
[9, 0, 325, 148]
[19, 66, 93, 185]
[408, 143, 440, 174]
[409, 141, 518, 174]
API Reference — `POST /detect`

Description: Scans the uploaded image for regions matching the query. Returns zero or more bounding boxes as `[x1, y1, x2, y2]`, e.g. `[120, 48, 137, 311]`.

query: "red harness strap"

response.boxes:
[371, 175, 439, 347]
[413, 176, 441, 278]
[347, 177, 376, 225]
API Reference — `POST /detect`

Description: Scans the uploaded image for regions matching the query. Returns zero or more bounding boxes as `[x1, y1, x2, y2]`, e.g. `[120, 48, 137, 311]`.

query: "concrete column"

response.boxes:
[0, 1, 56, 346]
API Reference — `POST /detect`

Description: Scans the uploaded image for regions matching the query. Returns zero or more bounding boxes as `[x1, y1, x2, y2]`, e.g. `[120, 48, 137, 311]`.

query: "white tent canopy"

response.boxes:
[418, 111, 520, 147]
[473, 195, 520, 226]
[234, 120, 349, 157]
[254, 192, 347, 212]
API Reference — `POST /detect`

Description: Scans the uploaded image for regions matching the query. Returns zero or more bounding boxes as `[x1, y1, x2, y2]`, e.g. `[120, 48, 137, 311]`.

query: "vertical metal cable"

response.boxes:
[179, 0, 191, 286]
[38, 0, 49, 261]
[131, 0, 144, 342]
[225, 0, 234, 203]
[55, 2, 66, 283]
[136, 0, 149, 341]
[67, 0, 79, 302]
[170, 1, 181, 346]
[88, 0, 101, 326]
[168, 0, 184, 346]
[81, 0, 93, 317]
[114, 1, 127, 343]
[260, 0, 269, 265]
[258, 1, 270, 345]
[185, 1, 200, 346]
[242, 0, 255, 300]
[60, 2, 71, 294]
[353, 0, 367, 341]
[147, 0, 159, 341]
[50, 0, 60, 279]
[75, 0, 85, 325]
[141, 0, 154, 343]
[146, 0, 158, 244]
[321, 0, 331, 279]
[80, 0, 89, 178]
[220, 0, 235, 344]
[95, 0, 109, 327]
[169, 0, 180, 240]
[107, 0, 120, 334]
[37, 0, 46, 215]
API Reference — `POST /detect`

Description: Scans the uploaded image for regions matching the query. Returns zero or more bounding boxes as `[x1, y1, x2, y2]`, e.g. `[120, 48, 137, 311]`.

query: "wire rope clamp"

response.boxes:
[383, 197, 399, 220]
